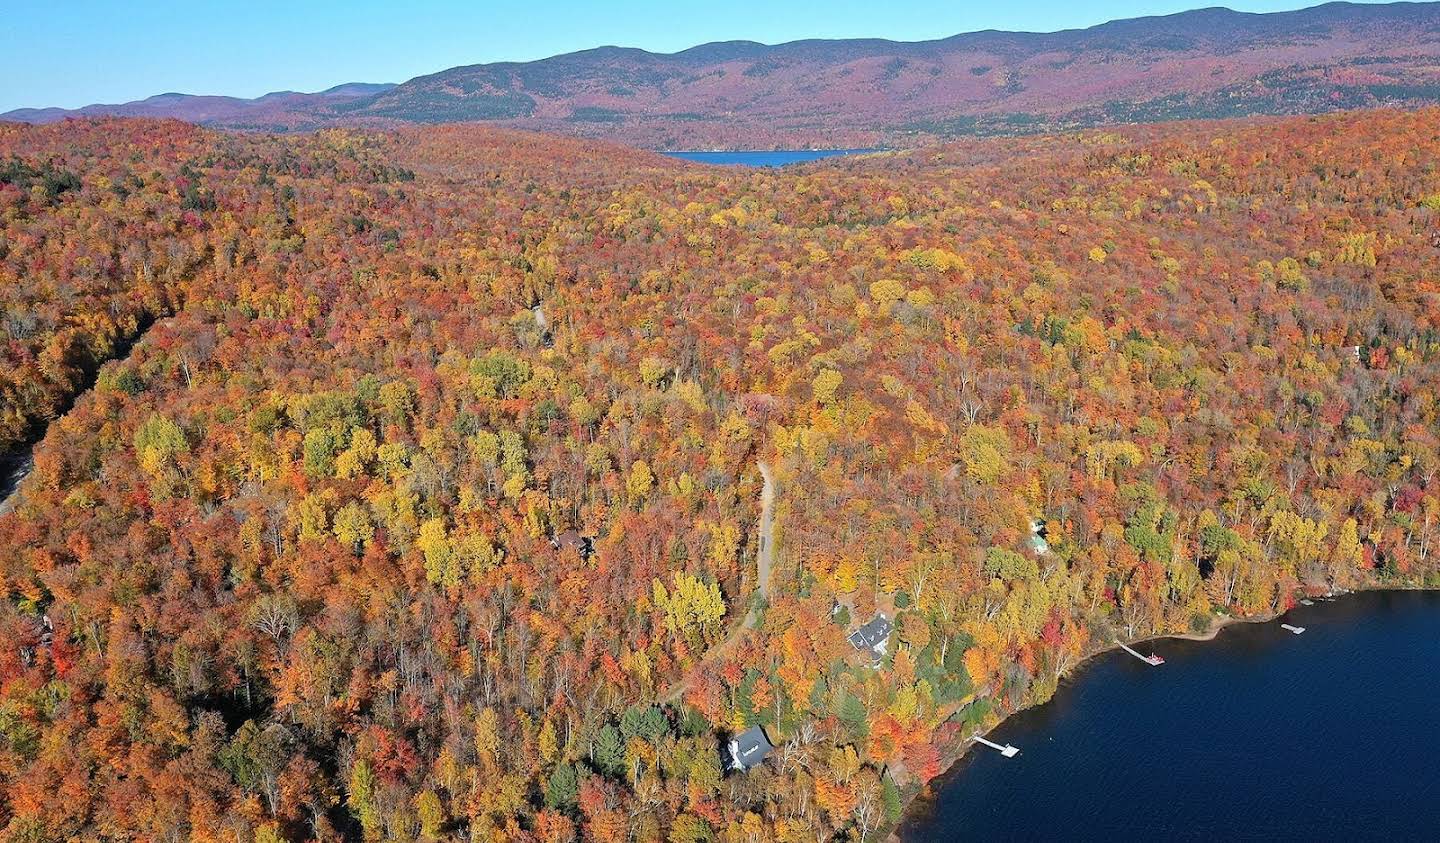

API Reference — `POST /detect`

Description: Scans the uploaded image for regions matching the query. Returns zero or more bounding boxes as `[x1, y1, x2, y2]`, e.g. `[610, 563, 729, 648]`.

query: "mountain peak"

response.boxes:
[6, 2, 1440, 146]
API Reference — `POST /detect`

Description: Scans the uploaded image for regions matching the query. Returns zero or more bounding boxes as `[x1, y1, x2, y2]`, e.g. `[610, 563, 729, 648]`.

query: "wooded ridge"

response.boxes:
[0, 109, 1437, 839]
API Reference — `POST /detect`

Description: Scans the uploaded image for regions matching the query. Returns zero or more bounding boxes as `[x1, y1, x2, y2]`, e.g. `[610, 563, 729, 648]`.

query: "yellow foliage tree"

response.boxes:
[627, 460, 654, 507]
[652, 572, 727, 644]
[812, 369, 842, 406]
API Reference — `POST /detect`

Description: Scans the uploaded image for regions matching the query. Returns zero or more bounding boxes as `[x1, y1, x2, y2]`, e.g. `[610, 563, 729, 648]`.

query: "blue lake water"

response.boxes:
[900, 590, 1440, 841]
[662, 149, 879, 167]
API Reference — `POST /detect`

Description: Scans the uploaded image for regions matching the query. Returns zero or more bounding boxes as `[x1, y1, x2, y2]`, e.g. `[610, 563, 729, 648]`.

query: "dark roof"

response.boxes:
[728, 725, 774, 770]
[847, 613, 893, 651]
[552, 530, 595, 558]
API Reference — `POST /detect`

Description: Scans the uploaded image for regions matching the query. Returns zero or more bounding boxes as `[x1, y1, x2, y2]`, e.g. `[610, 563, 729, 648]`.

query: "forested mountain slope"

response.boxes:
[1, 84, 396, 132]
[10, 3, 1440, 147]
[358, 1, 1440, 146]
[0, 110, 1438, 840]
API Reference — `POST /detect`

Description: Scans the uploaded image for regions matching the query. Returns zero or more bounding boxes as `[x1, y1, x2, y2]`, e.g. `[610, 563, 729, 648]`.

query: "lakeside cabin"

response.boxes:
[848, 613, 894, 664]
[728, 725, 775, 772]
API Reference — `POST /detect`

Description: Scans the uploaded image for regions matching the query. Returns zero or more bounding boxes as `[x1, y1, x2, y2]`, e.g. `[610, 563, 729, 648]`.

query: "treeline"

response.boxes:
[0, 109, 1437, 841]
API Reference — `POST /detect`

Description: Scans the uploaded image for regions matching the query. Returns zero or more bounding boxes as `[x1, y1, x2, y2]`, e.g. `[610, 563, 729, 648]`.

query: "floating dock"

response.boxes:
[972, 734, 1020, 757]
[1281, 623, 1306, 635]
[1119, 642, 1165, 665]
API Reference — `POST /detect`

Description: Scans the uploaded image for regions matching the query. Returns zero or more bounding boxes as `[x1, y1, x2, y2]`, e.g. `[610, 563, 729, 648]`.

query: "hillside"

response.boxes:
[8, 3, 1440, 146]
[353, 1, 1440, 146]
[0, 83, 396, 131]
[0, 110, 1437, 839]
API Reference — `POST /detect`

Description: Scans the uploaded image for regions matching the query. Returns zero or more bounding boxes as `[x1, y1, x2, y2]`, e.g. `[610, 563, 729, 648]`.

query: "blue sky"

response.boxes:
[3, 1, 1388, 112]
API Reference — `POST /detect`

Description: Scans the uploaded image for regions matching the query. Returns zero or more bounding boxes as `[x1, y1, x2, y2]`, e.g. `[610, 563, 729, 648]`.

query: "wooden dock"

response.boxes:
[1119, 642, 1165, 665]
[1281, 623, 1305, 635]
[972, 734, 1020, 757]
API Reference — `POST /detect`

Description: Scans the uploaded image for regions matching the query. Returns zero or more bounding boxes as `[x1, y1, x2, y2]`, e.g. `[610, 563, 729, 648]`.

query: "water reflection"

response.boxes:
[901, 591, 1440, 841]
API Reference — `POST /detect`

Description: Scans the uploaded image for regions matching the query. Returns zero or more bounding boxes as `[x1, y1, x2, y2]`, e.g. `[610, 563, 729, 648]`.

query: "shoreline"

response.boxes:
[883, 583, 1437, 842]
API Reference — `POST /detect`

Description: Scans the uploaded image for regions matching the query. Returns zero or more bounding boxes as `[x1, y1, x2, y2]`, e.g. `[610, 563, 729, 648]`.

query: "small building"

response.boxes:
[727, 725, 774, 771]
[551, 529, 595, 560]
[1030, 519, 1050, 555]
[847, 613, 893, 663]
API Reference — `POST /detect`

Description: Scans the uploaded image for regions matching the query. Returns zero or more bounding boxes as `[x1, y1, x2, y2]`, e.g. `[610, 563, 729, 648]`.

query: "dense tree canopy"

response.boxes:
[0, 109, 1438, 840]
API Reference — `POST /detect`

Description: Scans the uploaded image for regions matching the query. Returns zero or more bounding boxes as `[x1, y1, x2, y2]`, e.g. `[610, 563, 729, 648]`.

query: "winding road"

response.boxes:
[0, 317, 158, 518]
[660, 459, 776, 702]
[744, 460, 776, 630]
[0, 452, 33, 516]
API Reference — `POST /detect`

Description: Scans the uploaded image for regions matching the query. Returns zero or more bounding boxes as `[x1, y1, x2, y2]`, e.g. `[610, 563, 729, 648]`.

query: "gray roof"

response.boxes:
[728, 725, 774, 770]
[848, 613, 893, 652]
[1030, 519, 1051, 554]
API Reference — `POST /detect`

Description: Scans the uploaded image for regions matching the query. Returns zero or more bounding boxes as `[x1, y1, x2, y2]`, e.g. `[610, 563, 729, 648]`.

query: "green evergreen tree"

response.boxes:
[594, 724, 625, 776]
[545, 763, 580, 811]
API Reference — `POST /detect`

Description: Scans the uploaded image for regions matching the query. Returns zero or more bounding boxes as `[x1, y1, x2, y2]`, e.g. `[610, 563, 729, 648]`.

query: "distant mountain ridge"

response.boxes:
[1, 83, 397, 130]
[8, 2, 1440, 145]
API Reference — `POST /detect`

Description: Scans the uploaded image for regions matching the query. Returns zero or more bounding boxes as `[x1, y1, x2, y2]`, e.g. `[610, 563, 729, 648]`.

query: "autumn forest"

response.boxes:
[1, 107, 1439, 841]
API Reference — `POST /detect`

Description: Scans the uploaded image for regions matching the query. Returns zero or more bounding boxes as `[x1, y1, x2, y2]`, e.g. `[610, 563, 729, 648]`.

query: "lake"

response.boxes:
[662, 149, 879, 167]
[900, 590, 1440, 841]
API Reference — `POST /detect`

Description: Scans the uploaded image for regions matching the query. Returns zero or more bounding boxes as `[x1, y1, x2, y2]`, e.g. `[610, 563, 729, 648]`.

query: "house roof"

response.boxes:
[1030, 519, 1051, 554]
[729, 725, 774, 770]
[552, 530, 595, 558]
[848, 613, 893, 651]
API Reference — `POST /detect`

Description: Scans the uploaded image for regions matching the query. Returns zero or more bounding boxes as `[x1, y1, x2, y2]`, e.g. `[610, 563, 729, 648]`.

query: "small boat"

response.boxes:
[1299, 599, 1314, 606]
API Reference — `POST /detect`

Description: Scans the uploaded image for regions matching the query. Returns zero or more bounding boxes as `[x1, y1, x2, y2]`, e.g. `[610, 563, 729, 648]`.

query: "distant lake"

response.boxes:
[900, 590, 1440, 841]
[662, 149, 879, 167]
